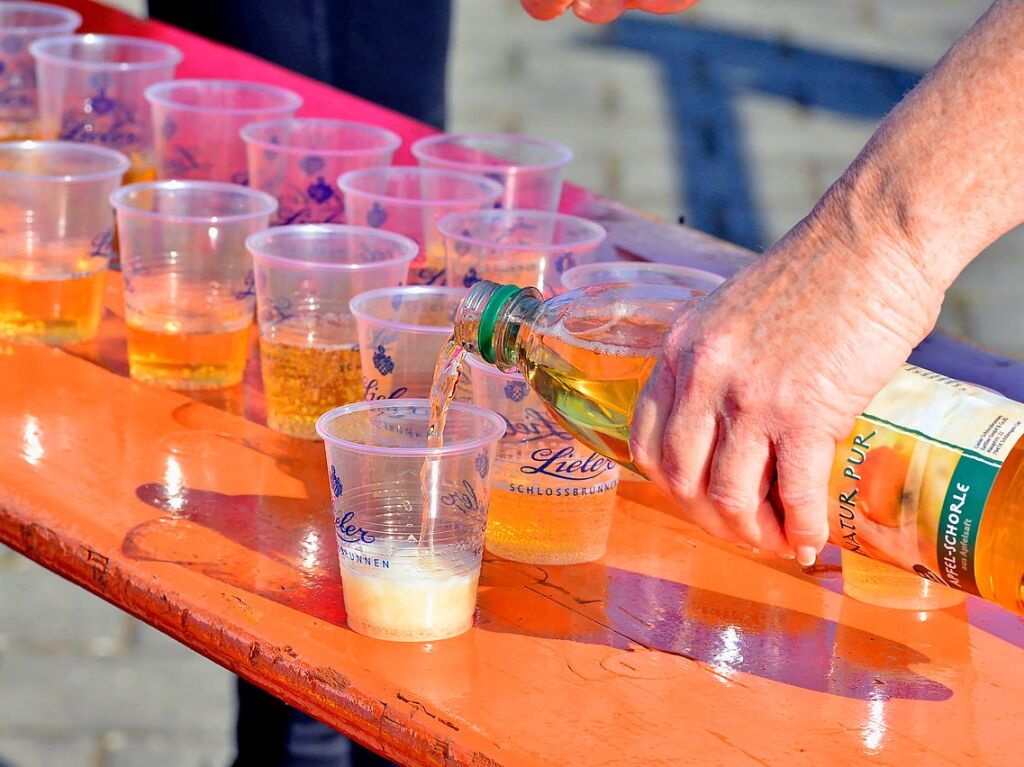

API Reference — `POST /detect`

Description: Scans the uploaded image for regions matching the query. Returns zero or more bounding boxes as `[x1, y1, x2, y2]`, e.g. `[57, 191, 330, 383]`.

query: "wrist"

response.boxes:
[804, 160, 949, 333]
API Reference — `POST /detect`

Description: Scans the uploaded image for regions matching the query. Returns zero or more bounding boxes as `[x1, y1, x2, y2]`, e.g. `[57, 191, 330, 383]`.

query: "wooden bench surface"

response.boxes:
[2, 2, 1023, 765]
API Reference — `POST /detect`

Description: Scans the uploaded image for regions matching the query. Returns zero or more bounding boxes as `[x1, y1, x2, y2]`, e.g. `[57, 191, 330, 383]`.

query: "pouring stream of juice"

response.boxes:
[421, 336, 467, 551]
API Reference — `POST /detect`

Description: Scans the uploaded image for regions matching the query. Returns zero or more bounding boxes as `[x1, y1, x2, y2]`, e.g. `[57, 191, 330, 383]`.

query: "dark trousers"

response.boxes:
[232, 679, 392, 767]
[148, 0, 452, 128]
[146, 3, 451, 764]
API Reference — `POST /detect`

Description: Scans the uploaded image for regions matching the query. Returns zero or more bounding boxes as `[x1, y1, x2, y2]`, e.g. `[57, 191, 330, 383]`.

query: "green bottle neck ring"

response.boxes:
[478, 284, 522, 364]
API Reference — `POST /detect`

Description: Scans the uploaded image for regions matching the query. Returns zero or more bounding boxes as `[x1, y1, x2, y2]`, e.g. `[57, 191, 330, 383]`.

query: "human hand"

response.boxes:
[520, 0, 701, 23]
[629, 211, 945, 566]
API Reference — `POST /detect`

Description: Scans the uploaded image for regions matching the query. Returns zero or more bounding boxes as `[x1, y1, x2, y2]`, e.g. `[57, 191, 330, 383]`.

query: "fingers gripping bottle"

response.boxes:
[453, 279, 1024, 616]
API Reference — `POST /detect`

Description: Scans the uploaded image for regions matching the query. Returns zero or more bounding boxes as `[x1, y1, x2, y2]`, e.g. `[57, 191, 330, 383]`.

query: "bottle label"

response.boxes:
[829, 364, 1024, 595]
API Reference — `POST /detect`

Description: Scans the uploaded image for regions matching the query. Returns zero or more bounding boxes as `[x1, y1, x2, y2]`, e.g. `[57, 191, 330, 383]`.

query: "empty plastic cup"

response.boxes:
[246, 225, 417, 439]
[111, 180, 277, 389]
[0, 2, 81, 140]
[561, 261, 725, 294]
[0, 140, 129, 344]
[145, 79, 302, 184]
[468, 356, 620, 564]
[242, 118, 401, 226]
[411, 132, 572, 211]
[350, 286, 466, 402]
[31, 34, 182, 183]
[338, 166, 502, 286]
[439, 209, 605, 296]
[316, 399, 505, 641]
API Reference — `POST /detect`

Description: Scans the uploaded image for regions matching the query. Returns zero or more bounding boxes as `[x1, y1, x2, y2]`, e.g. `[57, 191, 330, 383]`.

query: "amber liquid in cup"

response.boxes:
[260, 317, 364, 439]
[0, 254, 106, 344]
[126, 317, 250, 390]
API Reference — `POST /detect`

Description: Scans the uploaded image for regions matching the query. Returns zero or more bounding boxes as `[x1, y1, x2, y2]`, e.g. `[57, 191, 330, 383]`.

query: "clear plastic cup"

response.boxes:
[439, 209, 606, 296]
[841, 552, 967, 610]
[110, 180, 277, 389]
[0, 2, 81, 140]
[246, 225, 417, 439]
[316, 399, 505, 641]
[350, 285, 466, 402]
[0, 140, 128, 344]
[337, 166, 502, 286]
[145, 79, 302, 184]
[242, 118, 401, 226]
[561, 261, 726, 294]
[411, 132, 572, 211]
[31, 34, 182, 183]
[468, 356, 621, 564]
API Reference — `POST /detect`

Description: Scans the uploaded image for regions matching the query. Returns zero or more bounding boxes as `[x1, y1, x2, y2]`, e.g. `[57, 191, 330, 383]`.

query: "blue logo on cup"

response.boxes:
[366, 202, 387, 228]
[462, 267, 481, 288]
[373, 345, 394, 376]
[330, 465, 344, 498]
[454, 231, 472, 256]
[234, 270, 256, 299]
[0, 36, 22, 55]
[230, 169, 250, 186]
[306, 178, 335, 204]
[555, 252, 575, 274]
[475, 451, 489, 479]
[89, 228, 115, 258]
[335, 511, 375, 544]
[521, 446, 616, 482]
[60, 84, 142, 150]
[299, 155, 325, 175]
[504, 380, 528, 402]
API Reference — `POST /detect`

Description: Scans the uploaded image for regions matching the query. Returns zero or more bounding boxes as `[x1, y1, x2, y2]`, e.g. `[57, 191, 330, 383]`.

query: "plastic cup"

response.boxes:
[468, 356, 621, 564]
[338, 166, 502, 286]
[246, 225, 417, 439]
[0, 2, 81, 140]
[242, 118, 401, 226]
[439, 209, 605, 296]
[561, 261, 726, 294]
[316, 399, 505, 642]
[31, 34, 182, 183]
[145, 79, 302, 184]
[411, 132, 572, 211]
[0, 141, 128, 344]
[350, 285, 466, 403]
[841, 551, 967, 610]
[110, 180, 277, 390]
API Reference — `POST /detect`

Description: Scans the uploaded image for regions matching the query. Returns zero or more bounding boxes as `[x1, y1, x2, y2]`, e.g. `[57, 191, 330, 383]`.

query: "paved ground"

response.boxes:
[3, 1, 1018, 766]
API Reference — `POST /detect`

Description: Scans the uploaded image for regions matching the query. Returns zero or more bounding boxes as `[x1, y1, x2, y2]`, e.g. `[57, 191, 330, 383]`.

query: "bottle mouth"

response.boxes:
[476, 283, 521, 364]
[453, 280, 512, 362]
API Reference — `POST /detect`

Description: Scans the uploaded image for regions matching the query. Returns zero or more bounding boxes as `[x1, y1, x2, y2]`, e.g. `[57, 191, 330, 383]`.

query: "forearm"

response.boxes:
[807, 0, 1024, 295]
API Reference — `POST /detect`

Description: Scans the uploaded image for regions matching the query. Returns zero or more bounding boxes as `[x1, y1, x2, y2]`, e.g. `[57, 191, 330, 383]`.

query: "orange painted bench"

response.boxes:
[2, 2, 1024, 765]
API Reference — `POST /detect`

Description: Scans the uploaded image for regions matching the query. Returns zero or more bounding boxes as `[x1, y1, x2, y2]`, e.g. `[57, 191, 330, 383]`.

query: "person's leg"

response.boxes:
[232, 678, 360, 767]
[147, 0, 452, 128]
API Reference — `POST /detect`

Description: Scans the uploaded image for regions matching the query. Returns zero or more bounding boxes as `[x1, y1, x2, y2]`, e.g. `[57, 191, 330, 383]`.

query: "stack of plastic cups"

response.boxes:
[350, 286, 468, 402]
[316, 400, 505, 641]
[0, 1, 81, 141]
[246, 225, 417, 439]
[110, 180, 278, 389]
[338, 167, 502, 286]
[241, 118, 401, 226]
[411, 132, 572, 211]
[0, 141, 128, 343]
[31, 34, 182, 183]
[145, 79, 301, 183]
[468, 356, 621, 564]
[438, 209, 606, 296]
